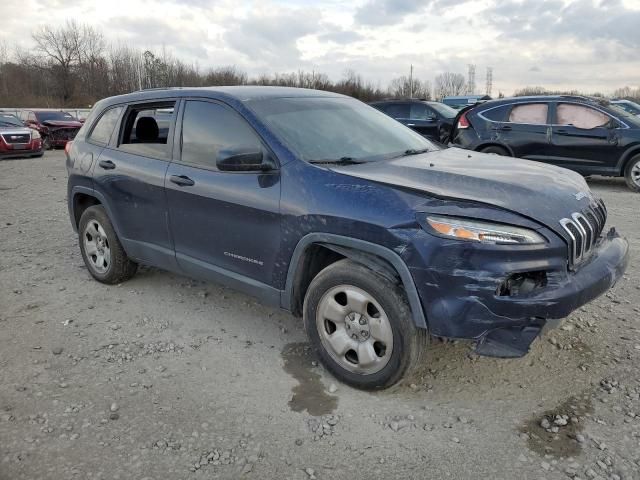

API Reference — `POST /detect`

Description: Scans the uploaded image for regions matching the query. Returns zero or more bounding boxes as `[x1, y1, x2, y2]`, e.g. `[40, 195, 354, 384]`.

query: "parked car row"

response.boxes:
[372, 95, 640, 192]
[0, 109, 83, 159]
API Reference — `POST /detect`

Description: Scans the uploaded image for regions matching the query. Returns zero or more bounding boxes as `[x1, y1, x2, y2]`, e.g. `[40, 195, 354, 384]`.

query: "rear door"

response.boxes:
[165, 99, 281, 294]
[92, 100, 178, 270]
[549, 102, 623, 175]
[495, 102, 552, 159]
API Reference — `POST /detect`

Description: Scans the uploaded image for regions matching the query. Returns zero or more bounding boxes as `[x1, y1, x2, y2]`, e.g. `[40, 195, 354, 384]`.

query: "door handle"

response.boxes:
[169, 175, 195, 187]
[406, 123, 416, 126]
[98, 160, 115, 170]
[499, 125, 512, 131]
[555, 129, 569, 135]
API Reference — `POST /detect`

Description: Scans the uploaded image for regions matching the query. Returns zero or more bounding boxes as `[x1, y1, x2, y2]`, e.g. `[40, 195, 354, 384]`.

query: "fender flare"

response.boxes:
[69, 186, 124, 240]
[282, 233, 428, 330]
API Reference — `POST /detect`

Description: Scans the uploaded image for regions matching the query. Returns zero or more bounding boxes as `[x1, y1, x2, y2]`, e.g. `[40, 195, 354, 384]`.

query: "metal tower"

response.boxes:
[467, 64, 476, 94]
[486, 67, 493, 96]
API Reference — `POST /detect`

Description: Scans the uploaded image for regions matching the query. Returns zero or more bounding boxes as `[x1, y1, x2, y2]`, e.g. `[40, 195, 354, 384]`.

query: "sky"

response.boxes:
[1, 0, 639, 95]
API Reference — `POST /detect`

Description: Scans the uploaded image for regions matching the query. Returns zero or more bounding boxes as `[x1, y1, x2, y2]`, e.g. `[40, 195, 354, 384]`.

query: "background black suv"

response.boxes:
[370, 99, 457, 143]
[451, 95, 640, 191]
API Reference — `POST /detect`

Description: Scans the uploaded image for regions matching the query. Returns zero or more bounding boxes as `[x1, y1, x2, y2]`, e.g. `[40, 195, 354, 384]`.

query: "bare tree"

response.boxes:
[388, 76, 432, 99]
[434, 72, 466, 100]
[31, 20, 101, 103]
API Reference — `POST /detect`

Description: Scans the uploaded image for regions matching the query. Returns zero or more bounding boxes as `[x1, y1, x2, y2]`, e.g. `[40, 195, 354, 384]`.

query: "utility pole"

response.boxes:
[409, 64, 413, 98]
[467, 64, 476, 95]
[486, 67, 493, 97]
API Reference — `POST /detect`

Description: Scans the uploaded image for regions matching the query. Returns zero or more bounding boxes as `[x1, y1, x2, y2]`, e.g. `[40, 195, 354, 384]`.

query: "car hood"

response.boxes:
[330, 147, 597, 237]
[0, 126, 31, 135]
[42, 120, 82, 128]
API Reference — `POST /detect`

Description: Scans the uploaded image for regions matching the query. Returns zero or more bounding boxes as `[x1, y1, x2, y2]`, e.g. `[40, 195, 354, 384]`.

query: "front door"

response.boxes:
[165, 99, 281, 295]
[549, 102, 623, 175]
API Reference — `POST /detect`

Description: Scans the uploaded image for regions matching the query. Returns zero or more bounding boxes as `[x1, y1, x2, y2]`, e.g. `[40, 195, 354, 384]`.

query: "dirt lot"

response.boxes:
[1, 151, 639, 480]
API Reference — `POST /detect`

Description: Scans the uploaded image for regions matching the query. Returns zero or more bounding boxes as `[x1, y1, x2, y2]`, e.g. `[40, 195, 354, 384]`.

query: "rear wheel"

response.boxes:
[79, 205, 137, 284]
[480, 145, 509, 156]
[624, 155, 640, 192]
[303, 259, 428, 390]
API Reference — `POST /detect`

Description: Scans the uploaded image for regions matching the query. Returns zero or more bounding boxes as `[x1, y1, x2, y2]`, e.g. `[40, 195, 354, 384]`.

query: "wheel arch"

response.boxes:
[282, 233, 428, 330]
[69, 186, 124, 240]
[617, 146, 640, 175]
[474, 142, 514, 156]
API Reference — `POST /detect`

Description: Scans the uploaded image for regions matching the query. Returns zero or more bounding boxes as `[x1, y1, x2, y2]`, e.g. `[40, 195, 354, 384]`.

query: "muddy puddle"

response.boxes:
[521, 393, 594, 458]
[281, 342, 338, 416]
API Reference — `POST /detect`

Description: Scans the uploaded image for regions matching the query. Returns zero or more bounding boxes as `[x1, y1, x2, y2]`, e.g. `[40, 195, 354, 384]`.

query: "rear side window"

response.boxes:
[555, 104, 610, 129]
[480, 105, 510, 122]
[383, 104, 410, 119]
[118, 102, 176, 159]
[88, 107, 122, 145]
[180, 100, 262, 169]
[508, 103, 549, 124]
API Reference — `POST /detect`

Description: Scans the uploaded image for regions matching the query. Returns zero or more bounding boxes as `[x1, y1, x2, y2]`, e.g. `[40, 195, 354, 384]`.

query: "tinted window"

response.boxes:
[247, 97, 435, 162]
[508, 103, 549, 124]
[118, 102, 175, 159]
[383, 103, 410, 119]
[181, 101, 262, 169]
[480, 105, 510, 122]
[429, 102, 457, 119]
[409, 103, 434, 120]
[556, 104, 609, 129]
[88, 107, 122, 145]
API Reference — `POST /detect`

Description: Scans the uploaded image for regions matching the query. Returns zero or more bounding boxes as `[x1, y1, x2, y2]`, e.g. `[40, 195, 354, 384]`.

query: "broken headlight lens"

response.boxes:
[425, 215, 546, 245]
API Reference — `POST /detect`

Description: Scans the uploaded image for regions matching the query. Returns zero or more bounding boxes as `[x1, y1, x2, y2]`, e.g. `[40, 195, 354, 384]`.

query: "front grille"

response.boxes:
[2, 133, 30, 144]
[560, 199, 607, 268]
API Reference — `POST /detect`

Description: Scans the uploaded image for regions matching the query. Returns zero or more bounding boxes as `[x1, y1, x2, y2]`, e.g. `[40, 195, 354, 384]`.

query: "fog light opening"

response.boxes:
[496, 271, 547, 297]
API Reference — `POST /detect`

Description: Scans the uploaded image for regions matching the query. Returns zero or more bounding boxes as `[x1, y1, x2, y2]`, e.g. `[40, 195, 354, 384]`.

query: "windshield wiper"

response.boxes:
[399, 148, 431, 157]
[309, 157, 366, 165]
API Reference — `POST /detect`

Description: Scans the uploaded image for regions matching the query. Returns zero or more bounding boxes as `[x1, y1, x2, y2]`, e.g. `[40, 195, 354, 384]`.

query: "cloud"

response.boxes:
[223, 7, 319, 68]
[354, 0, 427, 26]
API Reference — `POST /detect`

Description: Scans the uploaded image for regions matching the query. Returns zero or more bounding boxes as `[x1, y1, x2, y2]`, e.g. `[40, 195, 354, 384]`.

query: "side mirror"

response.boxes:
[216, 147, 267, 172]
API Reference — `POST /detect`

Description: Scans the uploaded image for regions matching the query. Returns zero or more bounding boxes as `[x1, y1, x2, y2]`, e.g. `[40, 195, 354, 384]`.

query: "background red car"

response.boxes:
[0, 112, 43, 159]
[21, 110, 82, 149]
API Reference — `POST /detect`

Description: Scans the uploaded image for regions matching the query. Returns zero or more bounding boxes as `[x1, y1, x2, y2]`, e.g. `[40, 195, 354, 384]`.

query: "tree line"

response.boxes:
[2, 21, 636, 109]
[0, 22, 474, 108]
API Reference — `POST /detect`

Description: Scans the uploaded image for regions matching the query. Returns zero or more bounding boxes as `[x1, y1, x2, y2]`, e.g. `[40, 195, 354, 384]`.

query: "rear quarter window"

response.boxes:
[478, 105, 510, 122]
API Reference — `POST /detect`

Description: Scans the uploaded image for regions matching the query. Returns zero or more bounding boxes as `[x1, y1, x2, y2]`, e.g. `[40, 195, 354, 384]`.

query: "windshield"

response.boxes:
[429, 102, 458, 119]
[247, 97, 436, 163]
[36, 111, 77, 122]
[613, 101, 640, 115]
[0, 114, 23, 127]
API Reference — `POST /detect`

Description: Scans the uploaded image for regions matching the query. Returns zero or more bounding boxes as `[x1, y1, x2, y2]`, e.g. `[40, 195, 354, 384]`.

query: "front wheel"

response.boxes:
[303, 259, 428, 390]
[78, 205, 137, 284]
[624, 155, 640, 192]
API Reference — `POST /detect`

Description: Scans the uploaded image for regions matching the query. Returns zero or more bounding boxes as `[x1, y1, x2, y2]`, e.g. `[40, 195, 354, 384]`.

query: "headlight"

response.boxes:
[31, 129, 41, 139]
[425, 215, 546, 245]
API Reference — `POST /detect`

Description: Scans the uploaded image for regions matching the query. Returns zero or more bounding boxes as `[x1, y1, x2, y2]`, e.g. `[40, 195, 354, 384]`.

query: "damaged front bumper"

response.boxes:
[406, 227, 629, 358]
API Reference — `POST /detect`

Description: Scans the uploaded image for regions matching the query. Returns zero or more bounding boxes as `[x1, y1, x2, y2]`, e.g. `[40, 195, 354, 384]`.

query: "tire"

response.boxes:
[78, 205, 137, 284]
[480, 145, 509, 156]
[303, 259, 428, 390]
[624, 155, 640, 192]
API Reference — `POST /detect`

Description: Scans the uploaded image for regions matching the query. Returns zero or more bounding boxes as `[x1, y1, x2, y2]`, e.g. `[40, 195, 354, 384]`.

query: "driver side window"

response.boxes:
[555, 104, 610, 129]
[180, 101, 262, 170]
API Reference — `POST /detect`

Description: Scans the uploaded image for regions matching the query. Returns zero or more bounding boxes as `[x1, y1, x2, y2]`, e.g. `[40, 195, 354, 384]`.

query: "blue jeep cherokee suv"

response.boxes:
[66, 87, 629, 389]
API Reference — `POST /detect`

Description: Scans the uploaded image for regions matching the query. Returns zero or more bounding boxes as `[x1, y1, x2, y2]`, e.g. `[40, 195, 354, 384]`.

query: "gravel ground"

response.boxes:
[1, 151, 639, 480]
